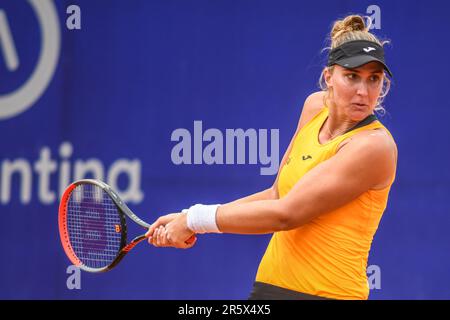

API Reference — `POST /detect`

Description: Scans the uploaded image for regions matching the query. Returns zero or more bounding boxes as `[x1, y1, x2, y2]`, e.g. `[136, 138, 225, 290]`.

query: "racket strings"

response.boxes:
[66, 184, 124, 269]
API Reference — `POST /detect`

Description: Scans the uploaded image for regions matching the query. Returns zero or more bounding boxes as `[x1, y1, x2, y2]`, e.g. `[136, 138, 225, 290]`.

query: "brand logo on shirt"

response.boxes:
[302, 155, 312, 160]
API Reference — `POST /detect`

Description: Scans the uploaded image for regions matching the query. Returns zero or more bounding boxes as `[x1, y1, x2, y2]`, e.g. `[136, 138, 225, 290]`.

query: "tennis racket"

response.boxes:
[58, 179, 194, 273]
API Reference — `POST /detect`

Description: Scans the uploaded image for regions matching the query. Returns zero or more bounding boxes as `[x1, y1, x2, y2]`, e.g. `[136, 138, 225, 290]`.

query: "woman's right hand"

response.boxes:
[146, 213, 197, 248]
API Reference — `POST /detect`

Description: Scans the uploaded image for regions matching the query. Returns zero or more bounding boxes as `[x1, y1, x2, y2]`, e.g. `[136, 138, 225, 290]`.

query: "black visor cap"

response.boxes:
[328, 40, 393, 77]
[335, 55, 393, 77]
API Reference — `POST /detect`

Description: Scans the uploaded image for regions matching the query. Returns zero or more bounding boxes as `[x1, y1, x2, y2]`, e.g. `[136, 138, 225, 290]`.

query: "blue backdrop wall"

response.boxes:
[0, 0, 448, 299]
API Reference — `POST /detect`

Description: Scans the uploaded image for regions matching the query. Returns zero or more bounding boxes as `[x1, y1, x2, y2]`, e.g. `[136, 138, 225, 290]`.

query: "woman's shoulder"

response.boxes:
[338, 127, 397, 188]
[338, 125, 397, 154]
[297, 91, 327, 130]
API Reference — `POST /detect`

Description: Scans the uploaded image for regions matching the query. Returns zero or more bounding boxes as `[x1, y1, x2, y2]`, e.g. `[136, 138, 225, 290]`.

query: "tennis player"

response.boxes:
[146, 14, 397, 300]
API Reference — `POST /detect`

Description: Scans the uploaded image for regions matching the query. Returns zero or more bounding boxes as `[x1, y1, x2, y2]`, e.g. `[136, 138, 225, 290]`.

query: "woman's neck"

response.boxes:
[323, 101, 361, 140]
[325, 107, 360, 139]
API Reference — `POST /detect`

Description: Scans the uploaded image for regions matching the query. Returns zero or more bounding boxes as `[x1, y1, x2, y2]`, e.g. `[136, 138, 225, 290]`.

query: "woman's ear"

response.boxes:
[324, 67, 333, 88]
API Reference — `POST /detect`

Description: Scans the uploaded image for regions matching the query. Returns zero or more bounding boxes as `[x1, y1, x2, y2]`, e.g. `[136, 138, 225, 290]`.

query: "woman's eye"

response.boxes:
[346, 74, 356, 80]
[370, 76, 380, 82]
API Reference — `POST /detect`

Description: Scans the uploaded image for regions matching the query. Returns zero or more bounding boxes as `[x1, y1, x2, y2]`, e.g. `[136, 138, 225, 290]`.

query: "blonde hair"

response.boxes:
[319, 15, 391, 115]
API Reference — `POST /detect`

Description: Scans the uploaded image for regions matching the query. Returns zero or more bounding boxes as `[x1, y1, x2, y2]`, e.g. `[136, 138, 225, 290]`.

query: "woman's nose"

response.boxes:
[356, 81, 369, 96]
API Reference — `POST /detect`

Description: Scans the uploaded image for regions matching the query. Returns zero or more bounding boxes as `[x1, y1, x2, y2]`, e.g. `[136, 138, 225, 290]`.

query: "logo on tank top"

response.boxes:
[302, 155, 312, 161]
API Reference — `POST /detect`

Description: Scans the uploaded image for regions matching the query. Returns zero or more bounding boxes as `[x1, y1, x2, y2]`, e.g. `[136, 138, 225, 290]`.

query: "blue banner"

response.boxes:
[0, 0, 448, 299]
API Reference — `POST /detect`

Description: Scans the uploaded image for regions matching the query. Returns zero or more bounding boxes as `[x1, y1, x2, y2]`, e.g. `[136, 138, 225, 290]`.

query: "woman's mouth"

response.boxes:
[351, 103, 368, 110]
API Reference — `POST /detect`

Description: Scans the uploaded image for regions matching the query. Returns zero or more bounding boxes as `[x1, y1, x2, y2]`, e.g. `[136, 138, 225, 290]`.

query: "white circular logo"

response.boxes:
[0, 0, 60, 120]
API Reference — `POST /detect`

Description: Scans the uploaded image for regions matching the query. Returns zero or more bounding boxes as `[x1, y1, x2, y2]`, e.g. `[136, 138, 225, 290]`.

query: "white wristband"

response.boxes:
[186, 204, 222, 234]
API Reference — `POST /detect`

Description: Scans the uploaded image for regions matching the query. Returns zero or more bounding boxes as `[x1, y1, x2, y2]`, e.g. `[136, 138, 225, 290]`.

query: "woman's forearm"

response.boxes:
[216, 199, 288, 234]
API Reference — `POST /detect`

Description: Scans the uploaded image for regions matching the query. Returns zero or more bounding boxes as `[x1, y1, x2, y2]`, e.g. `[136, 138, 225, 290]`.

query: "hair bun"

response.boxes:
[331, 15, 368, 41]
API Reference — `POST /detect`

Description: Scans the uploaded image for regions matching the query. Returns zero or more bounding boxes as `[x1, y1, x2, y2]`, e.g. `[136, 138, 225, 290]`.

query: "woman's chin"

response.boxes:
[349, 105, 371, 120]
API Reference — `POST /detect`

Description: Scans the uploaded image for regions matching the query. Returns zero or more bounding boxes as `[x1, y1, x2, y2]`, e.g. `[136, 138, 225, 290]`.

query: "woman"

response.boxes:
[146, 14, 397, 300]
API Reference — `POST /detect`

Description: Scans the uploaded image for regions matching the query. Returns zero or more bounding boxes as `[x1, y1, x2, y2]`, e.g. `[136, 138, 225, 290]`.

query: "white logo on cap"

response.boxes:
[363, 47, 376, 53]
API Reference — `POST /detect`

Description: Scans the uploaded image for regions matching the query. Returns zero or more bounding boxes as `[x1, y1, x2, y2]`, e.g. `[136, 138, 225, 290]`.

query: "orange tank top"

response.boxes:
[255, 106, 396, 300]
